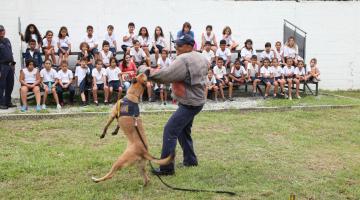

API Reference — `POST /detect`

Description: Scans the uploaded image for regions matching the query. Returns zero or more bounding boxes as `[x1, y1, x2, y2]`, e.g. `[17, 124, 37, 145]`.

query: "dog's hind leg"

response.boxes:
[92, 152, 137, 183]
[111, 125, 120, 136]
[137, 159, 150, 186]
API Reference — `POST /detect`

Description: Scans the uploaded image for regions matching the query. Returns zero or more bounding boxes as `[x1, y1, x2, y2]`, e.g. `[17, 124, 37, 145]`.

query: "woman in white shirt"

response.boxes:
[138, 27, 151, 57]
[283, 36, 302, 65]
[150, 26, 167, 62]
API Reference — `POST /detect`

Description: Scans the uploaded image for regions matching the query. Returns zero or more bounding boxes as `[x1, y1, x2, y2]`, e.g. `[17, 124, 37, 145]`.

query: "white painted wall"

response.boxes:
[1, 0, 360, 95]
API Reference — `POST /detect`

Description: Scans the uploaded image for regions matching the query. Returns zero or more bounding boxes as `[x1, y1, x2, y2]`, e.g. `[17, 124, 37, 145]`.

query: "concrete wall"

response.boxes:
[1, 0, 359, 95]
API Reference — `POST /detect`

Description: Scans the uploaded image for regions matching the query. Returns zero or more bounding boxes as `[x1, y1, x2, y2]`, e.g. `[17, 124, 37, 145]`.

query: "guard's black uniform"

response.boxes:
[0, 37, 15, 108]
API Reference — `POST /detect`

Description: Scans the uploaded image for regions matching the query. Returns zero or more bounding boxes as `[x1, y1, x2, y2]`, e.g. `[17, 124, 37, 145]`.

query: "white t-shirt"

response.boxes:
[58, 36, 71, 48]
[75, 66, 90, 85]
[153, 36, 166, 47]
[105, 33, 116, 48]
[57, 69, 73, 83]
[42, 38, 57, 48]
[222, 35, 233, 46]
[260, 50, 274, 61]
[213, 65, 227, 79]
[40, 68, 58, 82]
[294, 67, 306, 76]
[272, 66, 283, 78]
[83, 35, 97, 49]
[100, 50, 112, 65]
[260, 66, 273, 78]
[283, 46, 298, 59]
[123, 32, 136, 46]
[206, 75, 217, 85]
[130, 47, 147, 63]
[231, 66, 243, 78]
[247, 63, 259, 77]
[274, 48, 283, 62]
[202, 50, 215, 63]
[157, 57, 172, 69]
[283, 66, 295, 77]
[106, 67, 121, 81]
[22, 68, 38, 84]
[215, 48, 231, 61]
[92, 67, 107, 84]
[241, 66, 248, 76]
[203, 32, 215, 44]
[137, 36, 151, 47]
[241, 48, 256, 60]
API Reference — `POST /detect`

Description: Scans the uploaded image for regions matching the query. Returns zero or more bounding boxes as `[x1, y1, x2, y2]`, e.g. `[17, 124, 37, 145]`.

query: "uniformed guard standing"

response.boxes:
[0, 25, 16, 109]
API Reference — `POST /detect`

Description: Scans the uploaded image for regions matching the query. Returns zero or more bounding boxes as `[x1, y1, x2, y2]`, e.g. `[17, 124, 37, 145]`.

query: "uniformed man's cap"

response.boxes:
[0, 25, 4, 31]
[173, 34, 195, 46]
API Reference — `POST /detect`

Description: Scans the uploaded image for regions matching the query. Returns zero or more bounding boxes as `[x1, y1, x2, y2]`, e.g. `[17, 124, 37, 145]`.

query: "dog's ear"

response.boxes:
[131, 77, 138, 84]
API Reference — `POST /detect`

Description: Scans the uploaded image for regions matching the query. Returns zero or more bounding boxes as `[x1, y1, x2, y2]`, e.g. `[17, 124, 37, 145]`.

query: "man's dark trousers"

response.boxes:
[160, 103, 203, 171]
[0, 64, 14, 106]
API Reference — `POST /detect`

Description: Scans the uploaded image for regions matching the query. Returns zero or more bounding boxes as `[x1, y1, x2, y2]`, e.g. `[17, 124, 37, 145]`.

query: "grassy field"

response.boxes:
[1, 108, 360, 200]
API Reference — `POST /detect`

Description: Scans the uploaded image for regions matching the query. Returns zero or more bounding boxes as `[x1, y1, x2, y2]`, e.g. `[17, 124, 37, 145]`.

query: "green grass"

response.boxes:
[1, 108, 360, 200]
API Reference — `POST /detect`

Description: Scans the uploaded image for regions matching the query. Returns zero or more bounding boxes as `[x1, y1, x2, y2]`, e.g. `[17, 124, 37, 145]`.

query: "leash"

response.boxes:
[132, 117, 236, 196]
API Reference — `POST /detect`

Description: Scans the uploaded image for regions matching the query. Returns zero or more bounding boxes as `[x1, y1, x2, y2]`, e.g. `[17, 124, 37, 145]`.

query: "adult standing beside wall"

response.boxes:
[0, 25, 16, 109]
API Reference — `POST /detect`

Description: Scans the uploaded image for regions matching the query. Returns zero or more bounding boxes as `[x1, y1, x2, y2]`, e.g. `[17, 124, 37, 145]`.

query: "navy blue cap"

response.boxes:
[173, 34, 195, 46]
[0, 25, 4, 31]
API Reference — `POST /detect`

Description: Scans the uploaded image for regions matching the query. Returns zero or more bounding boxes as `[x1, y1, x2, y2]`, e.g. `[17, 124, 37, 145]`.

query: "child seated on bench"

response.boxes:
[19, 59, 41, 112]
[77, 42, 94, 69]
[56, 61, 75, 106]
[24, 39, 43, 70]
[215, 40, 231, 68]
[307, 58, 321, 82]
[229, 59, 246, 86]
[202, 41, 215, 69]
[260, 58, 278, 98]
[40, 59, 61, 110]
[106, 57, 123, 102]
[247, 55, 261, 97]
[271, 58, 285, 97]
[99, 41, 112, 68]
[92, 59, 109, 106]
[205, 69, 220, 101]
[75, 57, 91, 106]
[42, 30, 57, 65]
[213, 57, 233, 101]
[283, 57, 298, 100]
[294, 60, 308, 99]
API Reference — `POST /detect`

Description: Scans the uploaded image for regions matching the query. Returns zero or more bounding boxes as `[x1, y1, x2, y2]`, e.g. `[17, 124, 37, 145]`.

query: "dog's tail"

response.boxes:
[143, 152, 173, 166]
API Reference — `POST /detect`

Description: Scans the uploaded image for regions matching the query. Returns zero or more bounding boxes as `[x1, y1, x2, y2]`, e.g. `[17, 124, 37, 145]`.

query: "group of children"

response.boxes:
[19, 22, 321, 111]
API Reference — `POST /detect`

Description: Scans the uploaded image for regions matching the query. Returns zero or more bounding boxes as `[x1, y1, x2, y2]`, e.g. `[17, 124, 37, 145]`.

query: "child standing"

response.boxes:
[213, 58, 234, 101]
[99, 41, 112, 68]
[57, 26, 71, 65]
[215, 40, 231, 68]
[42, 30, 57, 64]
[260, 58, 277, 98]
[247, 55, 261, 96]
[105, 25, 117, 56]
[24, 39, 43, 69]
[202, 41, 215, 69]
[157, 49, 172, 105]
[205, 69, 219, 101]
[56, 61, 75, 106]
[106, 57, 123, 101]
[83, 25, 99, 60]
[92, 59, 109, 106]
[122, 22, 136, 54]
[222, 26, 238, 51]
[283, 57, 296, 100]
[75, 58, 91, 106]
[271, 58, 285, 96]
[19, 59, 41, 112]
[40, 59, 61, 110]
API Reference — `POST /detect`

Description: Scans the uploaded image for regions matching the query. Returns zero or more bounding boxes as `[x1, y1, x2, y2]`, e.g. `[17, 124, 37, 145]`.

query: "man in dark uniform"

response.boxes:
[0, 25, 16, 109]
[146, 34, 208, 175]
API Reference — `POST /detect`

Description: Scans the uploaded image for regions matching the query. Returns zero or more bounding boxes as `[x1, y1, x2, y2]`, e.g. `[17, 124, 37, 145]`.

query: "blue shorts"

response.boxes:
[150, 45, 164, 54]
[90, 48, 99, 55]
[121, 45, 131, 52]
[58, 47, 69, 55]
[79, 79, 88, 93]
[250, 76, 259, 82]
[109, 80, 122, 90]
[109, 47, 116, 55]
[262, 78, 274, 85]
[96, 83, 105, 90]
[275, 77, 282, 81]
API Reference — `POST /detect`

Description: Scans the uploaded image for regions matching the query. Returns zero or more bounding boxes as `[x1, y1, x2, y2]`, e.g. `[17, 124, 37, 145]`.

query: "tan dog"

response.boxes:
[92, 72, 172, 186]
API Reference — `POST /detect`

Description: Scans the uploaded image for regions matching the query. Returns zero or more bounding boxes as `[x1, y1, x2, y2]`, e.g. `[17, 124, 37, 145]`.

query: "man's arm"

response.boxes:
[149, 58, 187, 84]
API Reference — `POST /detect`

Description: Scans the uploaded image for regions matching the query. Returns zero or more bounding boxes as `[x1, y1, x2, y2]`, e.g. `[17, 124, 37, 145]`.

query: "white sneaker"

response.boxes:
[297, 95, 301, 99]
[289, 96, 293, 100]
[56, 104, 62, 110]
[42, 104, 46, 109]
